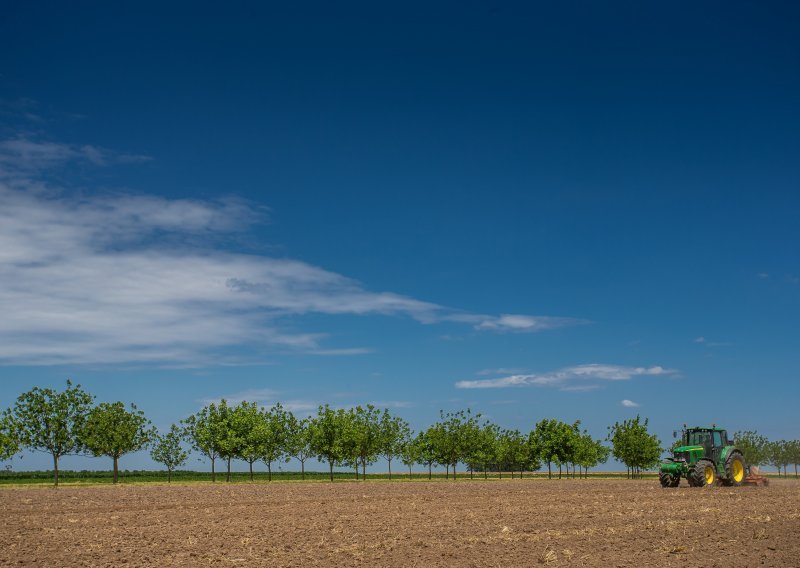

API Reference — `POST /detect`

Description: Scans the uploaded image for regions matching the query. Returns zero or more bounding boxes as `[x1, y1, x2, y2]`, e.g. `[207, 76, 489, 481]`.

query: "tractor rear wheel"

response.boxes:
[691, 459, 716, 487]
[723, 452, 746, 486]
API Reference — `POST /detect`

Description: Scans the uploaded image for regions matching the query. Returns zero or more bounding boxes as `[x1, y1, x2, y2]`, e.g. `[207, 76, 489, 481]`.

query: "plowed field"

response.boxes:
[2, 478, 798, 566]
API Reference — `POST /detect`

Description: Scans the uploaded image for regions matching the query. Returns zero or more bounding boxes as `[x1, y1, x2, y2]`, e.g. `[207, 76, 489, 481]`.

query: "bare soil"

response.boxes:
[2, 478, 798, 566]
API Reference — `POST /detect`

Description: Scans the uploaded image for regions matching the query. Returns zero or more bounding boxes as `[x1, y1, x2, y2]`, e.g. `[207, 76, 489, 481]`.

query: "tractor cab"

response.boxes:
[678, 427, 730, 465]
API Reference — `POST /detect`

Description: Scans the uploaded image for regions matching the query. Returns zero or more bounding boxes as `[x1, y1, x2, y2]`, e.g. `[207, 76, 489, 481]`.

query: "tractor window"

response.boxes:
[713, 431, 722, 447]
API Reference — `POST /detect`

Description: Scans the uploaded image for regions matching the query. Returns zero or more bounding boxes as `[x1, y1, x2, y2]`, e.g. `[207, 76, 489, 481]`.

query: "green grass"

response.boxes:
[0, 469, 662, 485]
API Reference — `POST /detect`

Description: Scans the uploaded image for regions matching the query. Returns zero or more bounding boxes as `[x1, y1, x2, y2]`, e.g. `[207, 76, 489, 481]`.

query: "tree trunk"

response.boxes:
[226, 457, 232, 482]
[558, 464, 562, 479]
[329, 460, 334, 482]
[211, 457, 216, 483]
[408, 464, 412, 479]
[53, 454, 59, 487]
[301, 461, 306, 481]
[547, 462, 552, 480]
[428, 463, 432, 480]
[354, 463, 359, 480]
[446, 464, 449, 480]
[362, 458, 366, 481]
[249, 461, 254, 482]
[484, 467, 487, 480]
[267, 462, 272, 482]
[388, 458, 392, 480]
[168, 469, 172, 483]
[113, 456, 119, 484]
[453, 462, 457, 480]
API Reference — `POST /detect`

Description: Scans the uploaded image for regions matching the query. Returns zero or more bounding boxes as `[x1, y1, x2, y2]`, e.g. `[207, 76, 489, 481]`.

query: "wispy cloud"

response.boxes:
[455, 364, 675, 390]
[693, 337, 730, 348]
[621, 399, 640, 408]
[0, 137, 582, 366]
[476, 367, 527, 376]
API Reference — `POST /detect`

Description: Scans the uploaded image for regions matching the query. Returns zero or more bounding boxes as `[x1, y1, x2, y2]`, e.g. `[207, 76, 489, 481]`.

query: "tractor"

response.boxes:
[659, 425, 747, 487]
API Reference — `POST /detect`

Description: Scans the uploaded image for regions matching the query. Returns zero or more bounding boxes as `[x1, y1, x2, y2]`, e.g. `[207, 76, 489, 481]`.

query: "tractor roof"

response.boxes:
[686, 426, 726, 432]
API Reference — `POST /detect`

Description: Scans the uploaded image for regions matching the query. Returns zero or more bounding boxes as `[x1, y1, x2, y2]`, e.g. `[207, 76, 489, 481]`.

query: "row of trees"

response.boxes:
[732, 431, 800, 477]
[3, 382, 797, 486]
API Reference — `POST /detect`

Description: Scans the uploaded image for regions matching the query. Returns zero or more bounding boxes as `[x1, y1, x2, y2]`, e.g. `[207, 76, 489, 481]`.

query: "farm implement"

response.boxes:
[659, 425, 765, 488]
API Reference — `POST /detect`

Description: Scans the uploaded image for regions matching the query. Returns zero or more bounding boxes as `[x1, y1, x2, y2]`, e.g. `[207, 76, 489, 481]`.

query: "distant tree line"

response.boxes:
[2, 381, 797, 486]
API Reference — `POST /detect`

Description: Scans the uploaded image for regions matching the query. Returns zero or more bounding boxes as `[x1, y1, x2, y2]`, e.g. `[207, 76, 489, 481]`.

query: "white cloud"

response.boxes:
[455, 364, 675, 389]
[471, 314, 588, 333]
[476, 367, 527, 376]
[621, 399, 640, 408]
[0, 137, 583, 366]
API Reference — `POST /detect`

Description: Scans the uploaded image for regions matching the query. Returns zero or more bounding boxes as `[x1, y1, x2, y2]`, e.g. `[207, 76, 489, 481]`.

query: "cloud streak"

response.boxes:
[0, 137, 583, 366]
[455, 364, 675, 390]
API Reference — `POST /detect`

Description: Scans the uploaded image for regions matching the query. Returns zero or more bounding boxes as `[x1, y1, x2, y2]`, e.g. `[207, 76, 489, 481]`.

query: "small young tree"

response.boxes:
[183, 401, 228, 482]
[529, 418, 564, 479]
[415, 430, 438, 480]
[379, 410, 410, 480]
[733, 430, 770, 467]
[399, 432, 420, 479]
[0, 411, 20, 462]
[309, 404, 348, 481]
[767, 440, 790, 476]
[12, 380, 94, 486]
[285, 413, 314, 480]
[81, 402, 156, 484]
[150, 425, 189, 482]
[349, 405, 382, 480]
[233, 401, 267, 481]
[261, 403, 289, 481]
[607, 415, 661, 478]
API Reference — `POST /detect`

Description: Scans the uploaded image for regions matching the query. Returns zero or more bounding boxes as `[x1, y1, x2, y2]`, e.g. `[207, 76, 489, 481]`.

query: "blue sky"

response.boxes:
[1, 2, 798, 472]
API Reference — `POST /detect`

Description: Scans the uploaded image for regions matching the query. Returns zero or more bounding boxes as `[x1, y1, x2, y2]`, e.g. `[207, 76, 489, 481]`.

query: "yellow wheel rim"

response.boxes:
[704, 465, 715, 485]
[733, 459, 744, 482]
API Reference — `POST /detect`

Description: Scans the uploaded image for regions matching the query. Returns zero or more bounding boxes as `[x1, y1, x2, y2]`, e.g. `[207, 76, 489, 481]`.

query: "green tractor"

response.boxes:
[659, 425, 747, 488]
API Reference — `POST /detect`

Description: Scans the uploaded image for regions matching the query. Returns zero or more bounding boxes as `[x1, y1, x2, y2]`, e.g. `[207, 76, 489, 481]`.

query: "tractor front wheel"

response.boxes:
[723, 452, 746, 486]
[659, 459, 680, 488]
[691, 459, 717, 487]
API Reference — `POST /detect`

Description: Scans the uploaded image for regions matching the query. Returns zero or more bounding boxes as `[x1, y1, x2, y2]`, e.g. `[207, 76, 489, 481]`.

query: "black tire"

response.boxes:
[691, 459, 717, 487]
[723, 452, 746, 487]
[659, 459, 680, 488]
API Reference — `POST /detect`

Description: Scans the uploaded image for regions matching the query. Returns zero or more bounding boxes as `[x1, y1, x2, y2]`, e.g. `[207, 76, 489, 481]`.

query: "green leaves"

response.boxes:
[150, 424, 189, 481]
[607, 415, 661, 477]
[11, 380, 95, 485]
[0, 411, 20, 461]
[81, 402, 155, 459]
[733, 430, 770, 466]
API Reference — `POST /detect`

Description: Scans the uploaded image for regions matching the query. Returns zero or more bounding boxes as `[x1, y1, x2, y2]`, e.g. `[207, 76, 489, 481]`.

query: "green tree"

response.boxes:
[787, 440, 800, 479]
[285, 413, 314, 480]
[81, 402, 155, 484]
[767, 440, 790, 476]
[468, 421, 499, 479]
[415, 429, 438, 480]
[529, 418, 564, 479]
[429, 409, 481, 480]
[575, 433, 609, 478]
[379, 410, 410, 480]
[399, 432, 420, 479]
[183, 401, 228, 482]
[150, 424, 189, 482]
[0, 411, 20, 462]
[348, 405, 382, 480]
[233, 401, 266, 481]
[733, 430, 770, 466]
[12, 380, 94, 486]
[261, 403, 289, 481]
[607, 415, 661, 478]
[309, 404, 348, 481]
[498, 429, 529, 479]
